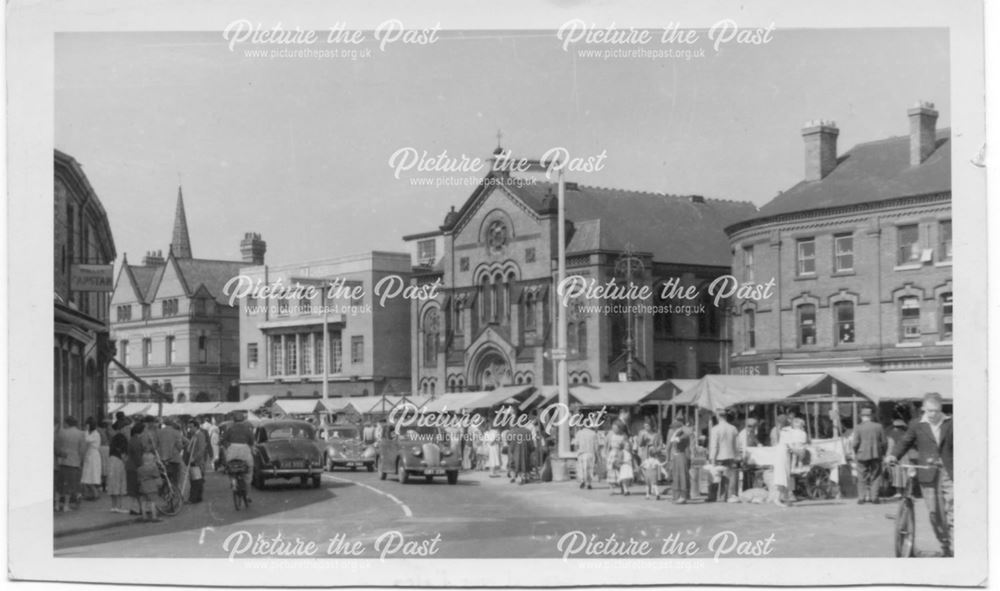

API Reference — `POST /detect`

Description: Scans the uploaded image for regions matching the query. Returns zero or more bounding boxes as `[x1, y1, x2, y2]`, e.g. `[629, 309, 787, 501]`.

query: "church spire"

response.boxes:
[169, 185, 193, 259]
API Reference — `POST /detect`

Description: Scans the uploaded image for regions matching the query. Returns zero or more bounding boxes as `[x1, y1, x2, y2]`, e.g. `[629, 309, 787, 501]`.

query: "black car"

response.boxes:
[251, 419, 324, 489]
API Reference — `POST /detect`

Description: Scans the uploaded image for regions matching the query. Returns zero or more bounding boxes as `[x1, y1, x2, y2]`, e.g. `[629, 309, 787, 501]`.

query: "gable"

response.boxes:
[451, 183, 547, 251]
[153, 258, 189, 301]
[110, 264, 145, 306]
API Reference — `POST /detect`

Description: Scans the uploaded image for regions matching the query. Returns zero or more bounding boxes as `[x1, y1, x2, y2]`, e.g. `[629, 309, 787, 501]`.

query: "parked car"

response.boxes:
[376, 424, 460, 484]
[321, 425, 376, 472]
[251, 419, 324, 489]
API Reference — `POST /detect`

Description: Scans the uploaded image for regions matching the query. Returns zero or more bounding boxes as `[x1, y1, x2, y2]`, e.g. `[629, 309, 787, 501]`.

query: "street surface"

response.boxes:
[55, 469, 945, 559]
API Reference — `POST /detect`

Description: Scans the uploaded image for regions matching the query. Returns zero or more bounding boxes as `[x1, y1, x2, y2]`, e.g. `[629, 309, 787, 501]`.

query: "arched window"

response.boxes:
[423, 308, 439, 367]
[505, 272, 515, 322]
[833, 302, 854, 344]
[581, 374, 590, 384]
[744, 309, 756, 350]
[797, 303, 816, 346]
[524, 294, 537, 331]
[480, 276, 490, 323]
[577, 321, 588, 356]
[126, 382, 136, 399]
[491, 275, 501, 322]
[939, 293, 953, 341]
[524, 375, 532, 384]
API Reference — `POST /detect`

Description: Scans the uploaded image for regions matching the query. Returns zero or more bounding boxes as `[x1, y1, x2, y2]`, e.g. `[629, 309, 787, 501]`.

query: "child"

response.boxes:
[617, 449, 635, 496]
[641, 452, 668, 500]
[137, 452, 162, 523]
[106, 434, 128, 513]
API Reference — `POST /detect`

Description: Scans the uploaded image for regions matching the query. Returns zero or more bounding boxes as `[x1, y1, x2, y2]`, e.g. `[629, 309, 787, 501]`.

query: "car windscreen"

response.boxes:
[265, 424, 316, 440]
[326, 428, 358, 440]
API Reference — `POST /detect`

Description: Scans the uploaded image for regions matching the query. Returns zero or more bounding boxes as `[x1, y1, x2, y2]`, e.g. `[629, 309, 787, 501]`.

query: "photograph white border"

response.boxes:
[5, 0, 990, 587]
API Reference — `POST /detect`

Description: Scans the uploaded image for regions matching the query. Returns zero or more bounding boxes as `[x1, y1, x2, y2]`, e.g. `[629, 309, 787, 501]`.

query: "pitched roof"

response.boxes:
[505, 182, 757, 267]
[128, 265, 162, 301]
[740, 129, 951, 226]
[173, 258, 245, 306]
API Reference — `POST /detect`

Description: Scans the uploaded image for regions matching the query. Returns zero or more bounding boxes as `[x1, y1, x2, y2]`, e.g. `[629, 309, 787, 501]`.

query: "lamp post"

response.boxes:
[615, 243, 644, 382]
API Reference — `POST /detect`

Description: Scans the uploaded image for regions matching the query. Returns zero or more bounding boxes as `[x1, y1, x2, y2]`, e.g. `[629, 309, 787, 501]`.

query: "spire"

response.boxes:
[169, 185, 193, 259]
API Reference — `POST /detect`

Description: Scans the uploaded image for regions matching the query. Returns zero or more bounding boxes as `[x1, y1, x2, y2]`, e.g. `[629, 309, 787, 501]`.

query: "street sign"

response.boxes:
[550, 348, 567, 361]
[70, 264, 114, 292]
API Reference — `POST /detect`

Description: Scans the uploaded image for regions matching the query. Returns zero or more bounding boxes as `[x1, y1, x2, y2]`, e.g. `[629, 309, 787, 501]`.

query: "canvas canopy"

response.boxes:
[567, 381, 677, 407]
[420, 392, 492, 414]
[463, 386, 535, 411]
[669, 375, 818, 411]
[162, 401, 226, 417]
[213, 394, 275, 415]
[793, 371, 953, 404]
[113, 402, 152, 416]
[270, 398, 331, 417]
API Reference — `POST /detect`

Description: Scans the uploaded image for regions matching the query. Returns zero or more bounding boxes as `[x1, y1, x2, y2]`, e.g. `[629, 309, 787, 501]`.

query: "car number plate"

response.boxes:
[425, 469, 444, 475]
[346, 462, 360, 467]
[288, 461, 304, 468]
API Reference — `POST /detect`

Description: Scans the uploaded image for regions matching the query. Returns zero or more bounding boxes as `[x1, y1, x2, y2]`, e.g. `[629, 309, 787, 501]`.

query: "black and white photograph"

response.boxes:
[5, 0, 992, 587]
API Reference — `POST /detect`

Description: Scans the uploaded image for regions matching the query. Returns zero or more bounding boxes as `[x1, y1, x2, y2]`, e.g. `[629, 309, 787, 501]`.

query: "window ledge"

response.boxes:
[794, 274, 818, 281]
[895, 342, 923, 348]
[831, 270, 856, 277]
[935, 261, 953, 268]
[894, 264, 923, 272]
[934, 340, 953, 346]
[740, 350, 758, 356]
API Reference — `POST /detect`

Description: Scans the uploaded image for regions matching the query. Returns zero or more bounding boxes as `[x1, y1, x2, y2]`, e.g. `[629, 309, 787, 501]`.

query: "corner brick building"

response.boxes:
[725, 102, 952, 375]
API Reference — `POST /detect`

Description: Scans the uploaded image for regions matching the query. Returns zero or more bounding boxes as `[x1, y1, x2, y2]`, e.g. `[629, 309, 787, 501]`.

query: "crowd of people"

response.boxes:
[54, 412, 221, 522]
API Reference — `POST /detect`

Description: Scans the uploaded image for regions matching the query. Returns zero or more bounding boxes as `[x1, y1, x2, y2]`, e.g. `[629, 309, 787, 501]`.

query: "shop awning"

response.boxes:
[213, 394, 275, 415]
[271, 398, 331, 417]
[569, 381, 677, 407]
[420, 392, 494, 414]
[794, 371, 953, 404]
[115, 402, 152, 416]
[161, 402, 225, 417]
[669, 375, 819, 411]
[464, 386, 536, 411]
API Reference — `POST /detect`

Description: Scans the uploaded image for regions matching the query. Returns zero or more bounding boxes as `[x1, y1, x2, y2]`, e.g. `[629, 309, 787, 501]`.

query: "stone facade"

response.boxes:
[237, 252, 413, 401]
[405, 159, 757, 394]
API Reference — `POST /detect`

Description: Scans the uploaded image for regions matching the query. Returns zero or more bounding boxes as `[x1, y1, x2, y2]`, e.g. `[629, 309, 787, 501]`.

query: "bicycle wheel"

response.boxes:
[157, 480, 184, 516]
[894, 497, 916, 557]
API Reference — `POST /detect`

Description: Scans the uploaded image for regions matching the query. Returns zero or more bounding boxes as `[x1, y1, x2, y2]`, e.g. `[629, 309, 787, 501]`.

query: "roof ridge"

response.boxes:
[848, 126, 951, 150]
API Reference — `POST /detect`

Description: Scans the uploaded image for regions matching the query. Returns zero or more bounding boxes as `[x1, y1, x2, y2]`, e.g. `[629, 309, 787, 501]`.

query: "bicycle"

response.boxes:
[227, 459, 250, 511]
[153, 449, 184, 517]
[892, 463, 937, 557]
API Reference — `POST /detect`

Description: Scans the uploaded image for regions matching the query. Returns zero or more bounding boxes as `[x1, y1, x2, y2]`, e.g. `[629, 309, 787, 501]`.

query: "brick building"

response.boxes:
[54, 150, 117, 423]
[108, 189, 256, 402]
[237, 252, 412, 400]
[725, 102, 952, 375]
[404, 151, 756, 394]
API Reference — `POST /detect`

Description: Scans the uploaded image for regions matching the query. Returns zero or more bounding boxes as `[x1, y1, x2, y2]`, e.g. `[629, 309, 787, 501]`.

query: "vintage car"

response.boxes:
[251, 419, 324, 489]
[321, 425, 376, 472]
[376, 425, 460, 484]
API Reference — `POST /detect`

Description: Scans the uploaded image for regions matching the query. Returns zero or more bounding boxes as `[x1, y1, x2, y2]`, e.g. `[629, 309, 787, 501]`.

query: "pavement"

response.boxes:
[54, 466, 947, 559]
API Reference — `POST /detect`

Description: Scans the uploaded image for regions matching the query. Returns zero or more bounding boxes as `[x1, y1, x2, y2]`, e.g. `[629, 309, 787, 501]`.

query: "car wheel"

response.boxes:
[397, 460, 409, 484]
[312, 475, 321, 489]
[447, 470, 458, 485]
[300, 475, 309, 487]
[366, 463, 375, 473]
[377, 456, 387, 480]
[252, 472, 264, 490]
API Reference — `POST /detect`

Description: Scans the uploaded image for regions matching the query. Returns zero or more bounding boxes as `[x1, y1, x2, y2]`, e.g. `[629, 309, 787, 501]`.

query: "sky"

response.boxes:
[54, 28, 949, 267]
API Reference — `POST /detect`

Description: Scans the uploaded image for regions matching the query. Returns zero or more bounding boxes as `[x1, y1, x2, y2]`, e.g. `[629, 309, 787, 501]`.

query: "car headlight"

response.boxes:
[411, 448, 422, 457]
[440, 448, 453, 457]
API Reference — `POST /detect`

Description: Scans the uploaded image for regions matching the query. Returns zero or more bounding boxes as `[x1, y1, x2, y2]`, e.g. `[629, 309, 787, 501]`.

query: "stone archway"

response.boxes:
[471, 348, 511, 391]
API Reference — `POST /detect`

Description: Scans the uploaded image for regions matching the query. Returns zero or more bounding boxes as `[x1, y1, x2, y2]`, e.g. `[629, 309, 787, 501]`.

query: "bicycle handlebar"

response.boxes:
[895, 463, 938, 469]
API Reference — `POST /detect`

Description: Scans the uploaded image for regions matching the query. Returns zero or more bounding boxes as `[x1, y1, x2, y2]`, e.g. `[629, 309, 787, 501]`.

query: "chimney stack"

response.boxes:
[142, 250, 165, 266]
[240, 232, 266, 265]
[908, 101, 939, 166]
[802, 120, 839, 181]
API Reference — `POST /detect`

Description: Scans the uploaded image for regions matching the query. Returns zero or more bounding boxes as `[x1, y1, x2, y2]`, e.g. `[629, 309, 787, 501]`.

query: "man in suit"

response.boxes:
[852, 407, 887, 504]
[888, 392, 954, 557]
[709, 409, 740, 503]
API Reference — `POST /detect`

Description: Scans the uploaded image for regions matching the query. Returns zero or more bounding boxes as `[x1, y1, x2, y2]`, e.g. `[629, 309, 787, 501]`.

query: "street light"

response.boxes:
[521, 156, 571, 465]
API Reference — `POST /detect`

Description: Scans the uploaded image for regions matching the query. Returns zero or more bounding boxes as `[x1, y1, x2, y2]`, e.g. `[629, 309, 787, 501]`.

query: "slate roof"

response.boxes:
[505, 182, 757, 267]
[122, 257, 244, 306]
[733, 129, 951, 230]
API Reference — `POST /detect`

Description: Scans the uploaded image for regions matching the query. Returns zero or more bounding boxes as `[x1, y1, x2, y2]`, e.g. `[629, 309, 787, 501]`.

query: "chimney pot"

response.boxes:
[802, 120, 839, 181]
[907, 100, 939, 166]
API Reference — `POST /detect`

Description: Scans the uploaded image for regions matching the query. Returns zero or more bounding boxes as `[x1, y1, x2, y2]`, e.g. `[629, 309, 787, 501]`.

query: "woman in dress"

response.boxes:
[80, 417, 103, 500]
[107, 431, 129, 513]
[484, 423, 502, 477]
[666, 418, 692, 504]
[605, 421, 628, 494]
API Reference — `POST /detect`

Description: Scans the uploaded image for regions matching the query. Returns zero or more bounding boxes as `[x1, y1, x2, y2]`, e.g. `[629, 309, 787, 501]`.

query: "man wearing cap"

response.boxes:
[852, 407, 886, 504]
[221, 410, 256, 502]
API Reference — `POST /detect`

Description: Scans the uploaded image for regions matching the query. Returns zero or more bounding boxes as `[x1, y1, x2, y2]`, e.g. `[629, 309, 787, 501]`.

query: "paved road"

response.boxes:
[55, 469, 945, 559]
